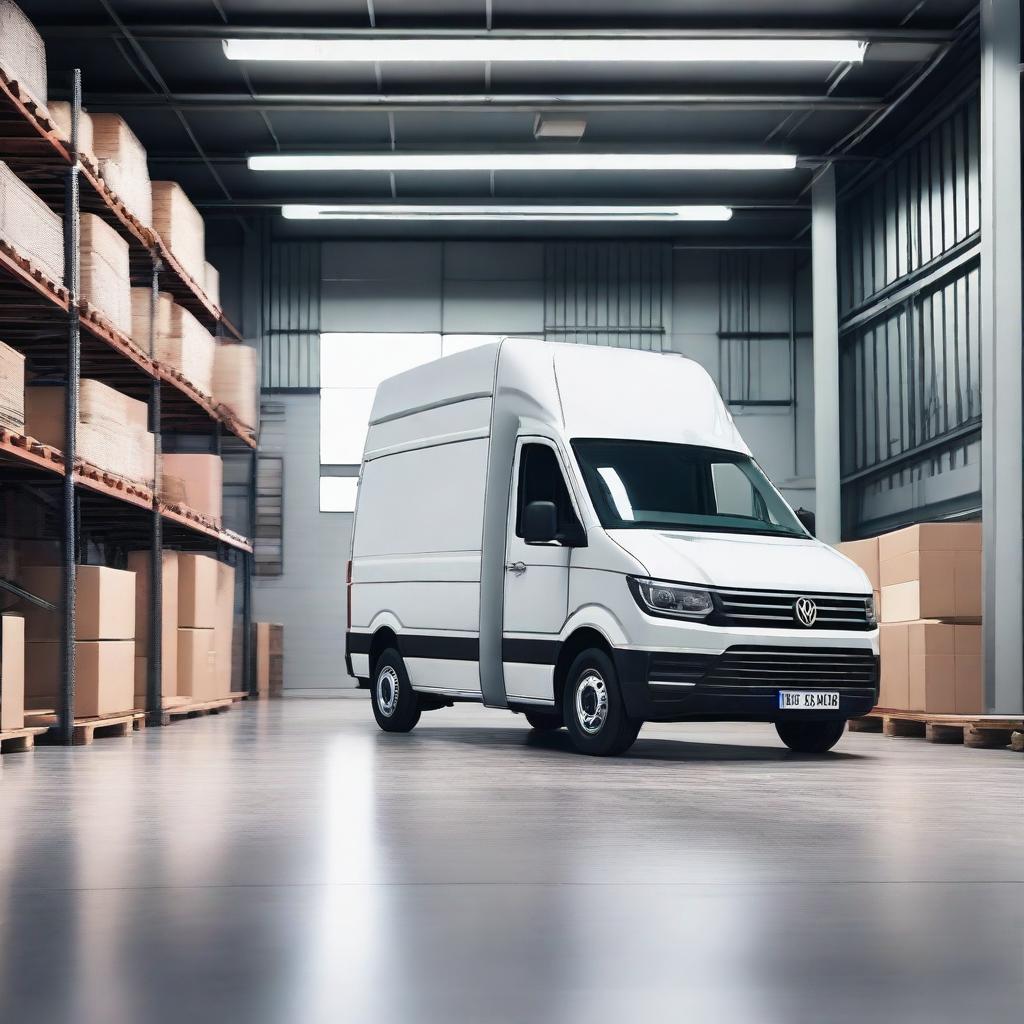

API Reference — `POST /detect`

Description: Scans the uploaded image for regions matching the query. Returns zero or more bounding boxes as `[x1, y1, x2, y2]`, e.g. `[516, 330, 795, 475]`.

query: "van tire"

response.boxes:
[563, 649, 641, 756]
[524, 709, 563, 731]
[370, 648, 421, 733]
[776, 718, 846, 753]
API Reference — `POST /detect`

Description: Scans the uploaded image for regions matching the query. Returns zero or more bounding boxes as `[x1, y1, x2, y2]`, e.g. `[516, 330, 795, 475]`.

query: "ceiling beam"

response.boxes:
[62, 91, 886, 113]
[185, 197, 811, 210]
[36, 24, 954, 45]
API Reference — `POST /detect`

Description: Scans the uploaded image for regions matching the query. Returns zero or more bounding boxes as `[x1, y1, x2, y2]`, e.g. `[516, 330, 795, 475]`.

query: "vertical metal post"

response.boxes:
[147, 260, 165, 725]
[59, 70, 82, 745]
[243, 449, 256, 695]
[980, 0, 1023, 714]
[811, 163, 842, 544]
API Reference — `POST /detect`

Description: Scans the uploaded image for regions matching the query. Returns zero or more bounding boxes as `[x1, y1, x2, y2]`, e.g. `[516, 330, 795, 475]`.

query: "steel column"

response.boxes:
[811, 164, 842, 544]
[147, 261, 165, 726]
[979, 0, 1023, 714]
[58, 70, 82, 745]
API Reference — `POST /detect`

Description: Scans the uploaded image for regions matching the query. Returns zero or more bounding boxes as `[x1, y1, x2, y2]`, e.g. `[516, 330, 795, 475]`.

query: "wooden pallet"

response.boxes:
[25, 709, 146, 746]
[161, 696, 234, 724]
[0, 726, 49, 755]
[228, 691, 249, 703]
[849, 710, 1024, 749]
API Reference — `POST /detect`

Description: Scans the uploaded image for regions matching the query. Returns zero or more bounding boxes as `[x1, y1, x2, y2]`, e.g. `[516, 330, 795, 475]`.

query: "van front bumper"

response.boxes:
[611, 644, 879, 723]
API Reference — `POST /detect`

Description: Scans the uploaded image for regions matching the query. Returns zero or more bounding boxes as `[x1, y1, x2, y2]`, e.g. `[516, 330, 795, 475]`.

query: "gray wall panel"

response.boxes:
[442, 278, 544, 334]
[321, 279, 443, 333]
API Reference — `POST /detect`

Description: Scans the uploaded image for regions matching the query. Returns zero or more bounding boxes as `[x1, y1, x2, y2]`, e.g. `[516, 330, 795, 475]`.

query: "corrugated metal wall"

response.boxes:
[261, 241, 321, 390]
[544, 242, 670, 348]
[838, 91, 981, 537]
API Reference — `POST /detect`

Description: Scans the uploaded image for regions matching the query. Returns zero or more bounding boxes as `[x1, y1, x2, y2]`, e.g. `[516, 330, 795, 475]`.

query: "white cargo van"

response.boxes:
[346, 339, 878, 756]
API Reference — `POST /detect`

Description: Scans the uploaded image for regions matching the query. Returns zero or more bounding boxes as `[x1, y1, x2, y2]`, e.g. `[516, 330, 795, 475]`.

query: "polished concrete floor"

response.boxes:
[0, 696, 1020, 1024]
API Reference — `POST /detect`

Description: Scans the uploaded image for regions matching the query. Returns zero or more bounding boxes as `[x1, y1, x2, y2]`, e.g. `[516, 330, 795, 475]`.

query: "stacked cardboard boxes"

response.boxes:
[152, 182, 206, 287]
[0, 159, 64, 284]
[80, 213, 132, 336]
[131, 290, 216, 397]
[0, 614, 25, 731]
[213, 343, 259, 432]
[841, 523, 982, 714]
[160, 453, 222, 524]
[255, 623, 283, 698]
[177, 553, 233, 700]
[0, 337, 25, 430]
[204, 261, 220, 308]
[0, 1, 47, 107]
[25, 379, 155, 486]
[90, 113, 152, 227]
[22, 565, 136, 717]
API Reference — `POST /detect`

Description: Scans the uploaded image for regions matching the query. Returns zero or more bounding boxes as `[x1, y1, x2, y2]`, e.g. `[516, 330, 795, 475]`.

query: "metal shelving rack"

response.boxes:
[0, 67, 257, 742]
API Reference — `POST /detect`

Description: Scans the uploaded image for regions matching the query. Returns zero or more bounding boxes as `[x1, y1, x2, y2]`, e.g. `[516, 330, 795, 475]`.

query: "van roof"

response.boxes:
[368, 338, 749, 456]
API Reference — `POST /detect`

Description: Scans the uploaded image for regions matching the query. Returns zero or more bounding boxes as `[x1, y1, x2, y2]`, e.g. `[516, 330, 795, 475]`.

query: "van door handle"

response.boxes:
[505, 561, 527, 575]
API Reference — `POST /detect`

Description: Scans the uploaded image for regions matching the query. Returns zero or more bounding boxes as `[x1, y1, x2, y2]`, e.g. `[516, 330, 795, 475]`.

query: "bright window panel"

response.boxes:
[320, 388, 376, 464]
[320, 476, 359, 513]
[320, 332, 441, 388]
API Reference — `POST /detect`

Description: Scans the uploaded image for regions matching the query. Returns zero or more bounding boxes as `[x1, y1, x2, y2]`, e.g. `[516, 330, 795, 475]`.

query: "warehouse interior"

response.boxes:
[0, 2, 1021, 1022]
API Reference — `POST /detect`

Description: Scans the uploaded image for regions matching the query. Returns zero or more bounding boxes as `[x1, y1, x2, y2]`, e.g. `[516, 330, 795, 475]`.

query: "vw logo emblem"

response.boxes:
[794, 597, 818, 628]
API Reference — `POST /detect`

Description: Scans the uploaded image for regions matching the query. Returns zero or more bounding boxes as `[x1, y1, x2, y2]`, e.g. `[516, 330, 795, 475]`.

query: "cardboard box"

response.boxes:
[836, 537, 880, 592]
[0, 159, 64, 284]
[879, 522, 981, 623]
[0, 337, 25, 431]
[878, 622, 909, 711]
[20, 564, 135, 641]
[161, 453, 223, 524]
[255, 622, 283, 697]
[1, 614, 25, 731]
[0, 1, 48, 107]
[131, 290, 215, 397]
[907, 621, 984, 714]
[178, 553, 218, 628]
[25, 382, 154, 485]
[127, 550, 178, 700]
[90, 114, 152, 227]
[212, 342, 258, 431]
[151, 181, 206, 287]
[26, 639, 135, 717]
[80, 213, 132, 337]
[213, 560, 235, 696]
[178, 627, 216, 699]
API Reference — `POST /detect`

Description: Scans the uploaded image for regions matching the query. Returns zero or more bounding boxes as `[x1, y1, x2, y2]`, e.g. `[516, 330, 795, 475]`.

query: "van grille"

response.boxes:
[714, 588, 872, 631]
[702, 646, 879, 689]
[647, 652, 715, 684]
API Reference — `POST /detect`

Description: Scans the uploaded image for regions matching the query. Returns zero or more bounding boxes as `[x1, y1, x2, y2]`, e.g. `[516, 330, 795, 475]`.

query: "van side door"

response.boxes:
[502, 438, 584, 704]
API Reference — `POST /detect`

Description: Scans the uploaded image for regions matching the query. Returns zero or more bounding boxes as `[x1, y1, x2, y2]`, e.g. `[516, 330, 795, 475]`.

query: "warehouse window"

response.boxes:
[319, 333, 499, 512]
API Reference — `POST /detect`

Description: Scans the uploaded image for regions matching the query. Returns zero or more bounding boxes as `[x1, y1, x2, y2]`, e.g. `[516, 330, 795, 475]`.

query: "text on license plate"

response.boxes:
[778, 690, 840, 710]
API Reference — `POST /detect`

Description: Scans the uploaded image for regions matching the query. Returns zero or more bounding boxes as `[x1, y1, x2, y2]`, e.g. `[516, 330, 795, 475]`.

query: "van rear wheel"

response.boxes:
[371, 648, 421, 733]
[563, 649, 641, 756]
[775, 718, 846, 753]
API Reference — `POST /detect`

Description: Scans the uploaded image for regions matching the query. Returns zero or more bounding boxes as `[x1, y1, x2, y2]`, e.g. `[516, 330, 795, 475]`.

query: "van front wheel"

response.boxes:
[563, 649, 641, 756]
[371, 649, 421, 733]
[775, 718, 846, 753]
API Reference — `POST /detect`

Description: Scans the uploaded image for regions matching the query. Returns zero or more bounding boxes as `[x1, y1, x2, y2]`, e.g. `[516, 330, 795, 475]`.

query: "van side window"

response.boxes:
[515, 444, 579, 541]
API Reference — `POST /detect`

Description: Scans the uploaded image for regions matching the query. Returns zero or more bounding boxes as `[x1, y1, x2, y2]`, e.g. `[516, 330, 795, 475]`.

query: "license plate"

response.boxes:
[779, 690, 840, 710]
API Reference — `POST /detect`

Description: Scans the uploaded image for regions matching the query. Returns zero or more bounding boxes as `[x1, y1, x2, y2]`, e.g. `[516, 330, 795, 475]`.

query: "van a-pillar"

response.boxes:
[980, 0, 1023, 715]
[811, 162, 841, 546]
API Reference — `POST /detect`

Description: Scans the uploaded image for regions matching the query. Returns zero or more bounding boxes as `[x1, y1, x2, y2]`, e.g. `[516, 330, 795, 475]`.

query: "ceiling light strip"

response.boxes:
[224, 38, 867, 64]
[281, 204, 734, 222]
[251, 153, 797, 172]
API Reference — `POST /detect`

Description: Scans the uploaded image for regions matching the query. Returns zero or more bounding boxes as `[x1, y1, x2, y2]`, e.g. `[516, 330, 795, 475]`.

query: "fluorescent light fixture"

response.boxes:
[283, 204, 733, 222]
[534, 115, 587, 141]
[252, 153, 796, 172]
[224, 37, 867, 65]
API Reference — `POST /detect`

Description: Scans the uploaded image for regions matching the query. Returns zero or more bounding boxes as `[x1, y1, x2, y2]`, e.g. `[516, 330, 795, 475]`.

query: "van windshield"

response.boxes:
[571, 438, 809, 538]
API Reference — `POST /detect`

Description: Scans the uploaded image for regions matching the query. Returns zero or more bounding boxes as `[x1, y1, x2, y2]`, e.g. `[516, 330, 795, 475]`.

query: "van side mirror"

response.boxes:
[795, 507, 816, 537]
[523, 501, 558, 544]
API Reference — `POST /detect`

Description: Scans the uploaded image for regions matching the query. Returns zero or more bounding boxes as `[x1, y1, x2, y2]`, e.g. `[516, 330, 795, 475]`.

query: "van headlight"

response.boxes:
[628, 577, 714, 620]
